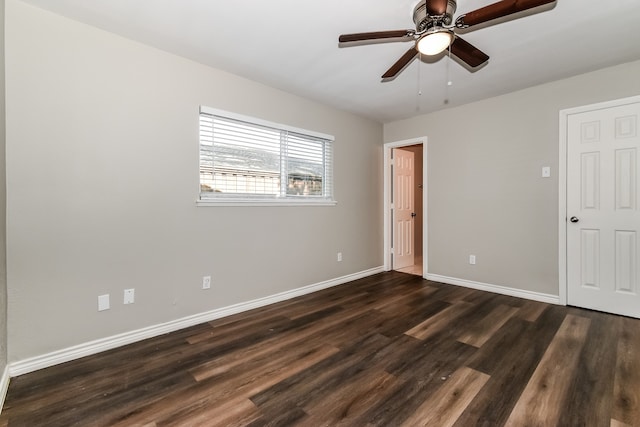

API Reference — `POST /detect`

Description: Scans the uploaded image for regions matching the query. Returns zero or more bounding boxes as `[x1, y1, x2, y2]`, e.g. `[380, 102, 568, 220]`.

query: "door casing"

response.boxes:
[383, 137, 428, 276]
[558, 94, 640, 305]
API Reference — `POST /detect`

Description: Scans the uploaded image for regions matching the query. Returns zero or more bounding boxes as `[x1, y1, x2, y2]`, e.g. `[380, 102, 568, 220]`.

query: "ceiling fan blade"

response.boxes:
[456, 0, 556, 28]
[339, 30, 413, 43]
[450, 36, 489, 68]
[425, 0, 449, 15]
[382, 47, 418, 79]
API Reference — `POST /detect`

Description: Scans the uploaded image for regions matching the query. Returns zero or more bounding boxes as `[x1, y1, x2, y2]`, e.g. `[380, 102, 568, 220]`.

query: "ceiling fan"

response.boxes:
[339, 0, 557, 79]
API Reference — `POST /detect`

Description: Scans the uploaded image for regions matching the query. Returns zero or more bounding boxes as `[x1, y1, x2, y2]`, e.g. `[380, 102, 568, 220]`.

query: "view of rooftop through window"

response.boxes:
[199, 110, 333, 201]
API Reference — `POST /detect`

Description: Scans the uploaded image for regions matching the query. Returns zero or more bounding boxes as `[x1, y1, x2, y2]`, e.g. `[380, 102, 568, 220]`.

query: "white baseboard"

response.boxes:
[0, 365, 9, 413]
[426, 274, 561, 305]
[9, 266, 384, 377]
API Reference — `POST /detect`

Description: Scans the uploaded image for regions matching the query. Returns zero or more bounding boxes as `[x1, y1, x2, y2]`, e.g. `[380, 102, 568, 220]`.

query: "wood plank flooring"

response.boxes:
[2, 271, 640, 426]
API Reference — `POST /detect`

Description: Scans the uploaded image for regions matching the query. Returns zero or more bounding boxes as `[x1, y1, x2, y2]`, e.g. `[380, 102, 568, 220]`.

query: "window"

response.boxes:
[198, 106, 335, 205]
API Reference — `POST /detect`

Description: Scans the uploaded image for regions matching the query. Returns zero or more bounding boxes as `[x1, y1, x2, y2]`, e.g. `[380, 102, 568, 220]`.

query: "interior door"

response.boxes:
[567, 100, 640, 318]
[393, 148, 415, 270]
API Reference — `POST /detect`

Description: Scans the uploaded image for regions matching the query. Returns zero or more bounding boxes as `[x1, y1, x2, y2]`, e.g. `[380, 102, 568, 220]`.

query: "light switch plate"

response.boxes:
[124, 288, 135, 304]
[98, 294, 110, 311]
[542, 166, 551, 178]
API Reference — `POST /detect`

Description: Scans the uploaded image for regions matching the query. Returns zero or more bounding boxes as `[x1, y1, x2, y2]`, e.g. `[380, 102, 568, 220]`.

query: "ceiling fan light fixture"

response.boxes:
[417, 29, 453, 55]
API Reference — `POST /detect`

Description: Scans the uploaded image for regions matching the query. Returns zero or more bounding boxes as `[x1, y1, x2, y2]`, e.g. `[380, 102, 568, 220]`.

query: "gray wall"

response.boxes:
[5, 0, 383, 362]
[0, 0, 7, 375]
[385, 59, 640, 296]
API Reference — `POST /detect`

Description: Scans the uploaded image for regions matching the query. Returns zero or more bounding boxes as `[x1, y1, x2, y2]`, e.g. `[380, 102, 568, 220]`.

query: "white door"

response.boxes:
[567, 100, 640, 318]
[393, 148, 415, 269]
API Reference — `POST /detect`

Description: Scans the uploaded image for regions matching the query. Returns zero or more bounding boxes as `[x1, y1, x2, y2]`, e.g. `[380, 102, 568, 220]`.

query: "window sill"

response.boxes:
[196, 198, 338, 207]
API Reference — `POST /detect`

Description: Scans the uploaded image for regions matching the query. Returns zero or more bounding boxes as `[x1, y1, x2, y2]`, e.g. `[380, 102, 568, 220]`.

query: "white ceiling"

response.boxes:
[19, 0, 640, 123]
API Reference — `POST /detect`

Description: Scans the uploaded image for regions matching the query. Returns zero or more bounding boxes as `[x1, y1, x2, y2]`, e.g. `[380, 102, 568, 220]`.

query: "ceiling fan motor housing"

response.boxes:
[413, 0, 457, 30]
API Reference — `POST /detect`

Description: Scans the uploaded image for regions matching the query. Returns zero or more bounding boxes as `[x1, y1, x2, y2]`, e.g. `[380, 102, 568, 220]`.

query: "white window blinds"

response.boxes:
[199, 107, 334, 203]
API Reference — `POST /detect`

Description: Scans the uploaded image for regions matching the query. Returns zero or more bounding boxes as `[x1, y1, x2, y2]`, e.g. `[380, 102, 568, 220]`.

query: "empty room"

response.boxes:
[0, 0, 640, 425]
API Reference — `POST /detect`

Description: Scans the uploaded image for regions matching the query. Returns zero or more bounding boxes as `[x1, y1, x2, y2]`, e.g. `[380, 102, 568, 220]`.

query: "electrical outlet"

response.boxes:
[469, 255, 476, 265]
[337, 252, 343, 262]
[202, 276, 211, 289]
[98, 294, 110, 311]
[124, 288, 135, 304]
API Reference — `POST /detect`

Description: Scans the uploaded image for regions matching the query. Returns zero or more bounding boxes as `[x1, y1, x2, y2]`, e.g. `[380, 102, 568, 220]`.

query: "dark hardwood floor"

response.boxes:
[2, 271, 639, 426]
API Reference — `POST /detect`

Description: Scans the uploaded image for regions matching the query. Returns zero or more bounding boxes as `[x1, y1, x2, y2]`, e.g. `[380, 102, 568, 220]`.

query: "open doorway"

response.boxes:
[383, 138, 427, 278]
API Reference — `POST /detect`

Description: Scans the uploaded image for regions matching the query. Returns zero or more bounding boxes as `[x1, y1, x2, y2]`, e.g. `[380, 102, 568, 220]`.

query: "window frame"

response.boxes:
[197, 106, 337, 207]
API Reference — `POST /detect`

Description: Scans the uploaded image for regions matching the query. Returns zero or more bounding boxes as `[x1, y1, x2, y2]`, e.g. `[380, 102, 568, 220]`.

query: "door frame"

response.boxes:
[558, 94, 640, 306]
[383, 137, 428, 277]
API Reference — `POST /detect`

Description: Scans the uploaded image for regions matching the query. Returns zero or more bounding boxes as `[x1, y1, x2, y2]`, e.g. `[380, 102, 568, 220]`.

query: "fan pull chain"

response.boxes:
[416, 52, 422, 112]
[444, 45, 452, 105]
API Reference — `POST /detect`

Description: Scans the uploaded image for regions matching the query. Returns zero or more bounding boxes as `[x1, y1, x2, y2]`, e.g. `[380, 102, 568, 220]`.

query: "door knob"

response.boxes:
[570, 216, 579, 223]
[411, 212, 417, 217]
